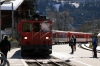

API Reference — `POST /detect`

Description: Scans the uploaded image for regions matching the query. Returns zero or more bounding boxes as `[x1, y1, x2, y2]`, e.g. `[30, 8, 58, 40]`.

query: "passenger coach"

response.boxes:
[53, 30, 92, 44]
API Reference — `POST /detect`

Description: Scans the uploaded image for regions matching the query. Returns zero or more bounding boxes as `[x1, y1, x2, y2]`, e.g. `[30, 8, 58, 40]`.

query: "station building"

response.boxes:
[0, 0, 30, 30]
[0, 0, 30, 39]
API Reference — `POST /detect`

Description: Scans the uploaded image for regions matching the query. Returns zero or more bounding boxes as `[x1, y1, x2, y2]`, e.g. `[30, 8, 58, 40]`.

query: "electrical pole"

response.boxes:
[4, 1, 14, 39]
[0, 0, 1, 41]
[11, 2, 14, 39]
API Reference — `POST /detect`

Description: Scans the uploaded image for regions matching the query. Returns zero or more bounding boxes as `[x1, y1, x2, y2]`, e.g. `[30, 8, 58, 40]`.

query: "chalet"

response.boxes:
[0, 0, 30, 30]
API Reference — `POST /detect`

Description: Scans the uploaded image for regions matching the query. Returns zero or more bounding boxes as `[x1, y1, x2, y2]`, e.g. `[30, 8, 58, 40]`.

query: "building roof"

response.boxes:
[1, 0, 24, 10]
[0, 0, 5, 2]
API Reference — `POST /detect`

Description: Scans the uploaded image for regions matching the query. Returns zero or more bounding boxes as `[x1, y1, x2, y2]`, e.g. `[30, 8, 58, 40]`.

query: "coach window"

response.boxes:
[63, 34, 66, 38]
[22, 22, 32, 32]
[41, 22, 50, 32]
[33, 23, 40, 32]
[59, 34, 62, 38]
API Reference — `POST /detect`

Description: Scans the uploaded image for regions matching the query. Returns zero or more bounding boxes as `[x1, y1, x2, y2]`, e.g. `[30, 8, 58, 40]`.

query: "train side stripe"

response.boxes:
[40, 32, 49, 39]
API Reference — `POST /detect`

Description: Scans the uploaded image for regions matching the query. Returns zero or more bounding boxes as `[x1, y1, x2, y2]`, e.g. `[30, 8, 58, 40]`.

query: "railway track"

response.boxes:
[25, 58, 72, 66]
[22, 54, 73, 66]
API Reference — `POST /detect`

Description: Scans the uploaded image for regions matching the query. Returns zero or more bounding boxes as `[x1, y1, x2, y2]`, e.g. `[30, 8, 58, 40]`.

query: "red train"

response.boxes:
[17, 14, 52, 55]
[52, 30, 92, 44]
[17, 13, 92, 55]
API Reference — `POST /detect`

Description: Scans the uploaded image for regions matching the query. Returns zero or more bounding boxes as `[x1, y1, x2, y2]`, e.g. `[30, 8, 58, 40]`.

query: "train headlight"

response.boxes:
[46, 37, 49, 39]
[24, 37, 28, 39]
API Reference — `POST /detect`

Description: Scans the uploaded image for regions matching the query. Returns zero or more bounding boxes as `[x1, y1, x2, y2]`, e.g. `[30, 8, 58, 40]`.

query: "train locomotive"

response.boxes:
[52, 30, 92, 44]
[17, 14, 52, 55]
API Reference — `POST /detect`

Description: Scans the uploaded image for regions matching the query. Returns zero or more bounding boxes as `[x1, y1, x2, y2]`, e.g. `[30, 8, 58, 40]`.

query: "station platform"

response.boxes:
[51, 44, 100, 66]
[7, 48, 28, 66]
[81, 43, 100, 51]
[6, 43, 100, 66]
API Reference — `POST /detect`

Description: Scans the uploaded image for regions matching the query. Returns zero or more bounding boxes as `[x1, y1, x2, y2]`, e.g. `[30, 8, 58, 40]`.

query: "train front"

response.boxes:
[17, 18, 52, 55]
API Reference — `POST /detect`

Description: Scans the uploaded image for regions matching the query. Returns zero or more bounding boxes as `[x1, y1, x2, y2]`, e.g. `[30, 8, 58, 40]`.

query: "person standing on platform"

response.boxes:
[0, 36, 11, 63]
[73, 36, 76, 51]
[69, 35, 75, 54]
[92, 35, 98, 58]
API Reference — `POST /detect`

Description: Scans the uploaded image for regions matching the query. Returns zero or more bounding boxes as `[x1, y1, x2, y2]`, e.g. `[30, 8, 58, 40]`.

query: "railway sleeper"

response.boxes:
[48, 62, 61, 66]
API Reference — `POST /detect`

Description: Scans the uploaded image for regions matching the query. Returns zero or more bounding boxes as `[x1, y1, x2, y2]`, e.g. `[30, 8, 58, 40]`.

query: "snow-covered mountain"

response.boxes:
[36, 0, 100, 31]
[52, 0, 99, 3]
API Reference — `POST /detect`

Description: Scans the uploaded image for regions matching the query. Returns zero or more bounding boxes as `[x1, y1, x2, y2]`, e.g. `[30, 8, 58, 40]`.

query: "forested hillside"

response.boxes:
[28, 0, 100, 32]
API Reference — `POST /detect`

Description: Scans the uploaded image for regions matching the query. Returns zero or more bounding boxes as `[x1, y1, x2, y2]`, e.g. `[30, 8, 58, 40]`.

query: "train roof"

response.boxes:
[20, 19, 51, 21]
[52, 30, 69, 33]
[69, 31, 92, 34]
[52, 30, 92, 34]
[52, 30, 80, 33]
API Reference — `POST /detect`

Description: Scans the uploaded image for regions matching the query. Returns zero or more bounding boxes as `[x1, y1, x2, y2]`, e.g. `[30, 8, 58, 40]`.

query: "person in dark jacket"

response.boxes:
[73, 36, 76, 51]
[92, 35, 98, 58]
[0, 36, 11, 63]
[69, 35, 75, 54]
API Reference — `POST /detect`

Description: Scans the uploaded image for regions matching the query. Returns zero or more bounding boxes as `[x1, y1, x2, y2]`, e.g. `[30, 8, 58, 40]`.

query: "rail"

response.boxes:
[0, 52, 10, 66]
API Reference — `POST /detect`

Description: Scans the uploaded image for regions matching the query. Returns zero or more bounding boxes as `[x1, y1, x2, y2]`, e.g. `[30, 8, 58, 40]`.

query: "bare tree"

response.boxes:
[56, 11, 74, 31]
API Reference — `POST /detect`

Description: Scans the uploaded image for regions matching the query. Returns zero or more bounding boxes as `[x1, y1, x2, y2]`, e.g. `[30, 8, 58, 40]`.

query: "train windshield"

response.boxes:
[33, 23, 40, 32]
[41, 22, 50, 32]
[22, 22, 32, 32]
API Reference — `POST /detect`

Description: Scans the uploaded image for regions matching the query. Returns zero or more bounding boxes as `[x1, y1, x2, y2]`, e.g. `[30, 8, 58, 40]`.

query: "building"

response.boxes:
[0, 0, 32, 40]
[0, 0, 30, 30]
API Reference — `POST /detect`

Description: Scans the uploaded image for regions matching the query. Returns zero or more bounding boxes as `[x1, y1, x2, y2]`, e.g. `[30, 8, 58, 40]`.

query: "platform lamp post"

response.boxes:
[0, 0, 4, 41]
[0, 0, 1, 41]
[5, 1, 14, 39]
[11, 2, 14, 39]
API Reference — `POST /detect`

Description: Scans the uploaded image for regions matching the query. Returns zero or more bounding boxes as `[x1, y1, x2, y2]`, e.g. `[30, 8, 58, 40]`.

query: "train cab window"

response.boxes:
[33, 23, 40, 32]
[41, 22, 50, 32]
[22, 22, 32, 32]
